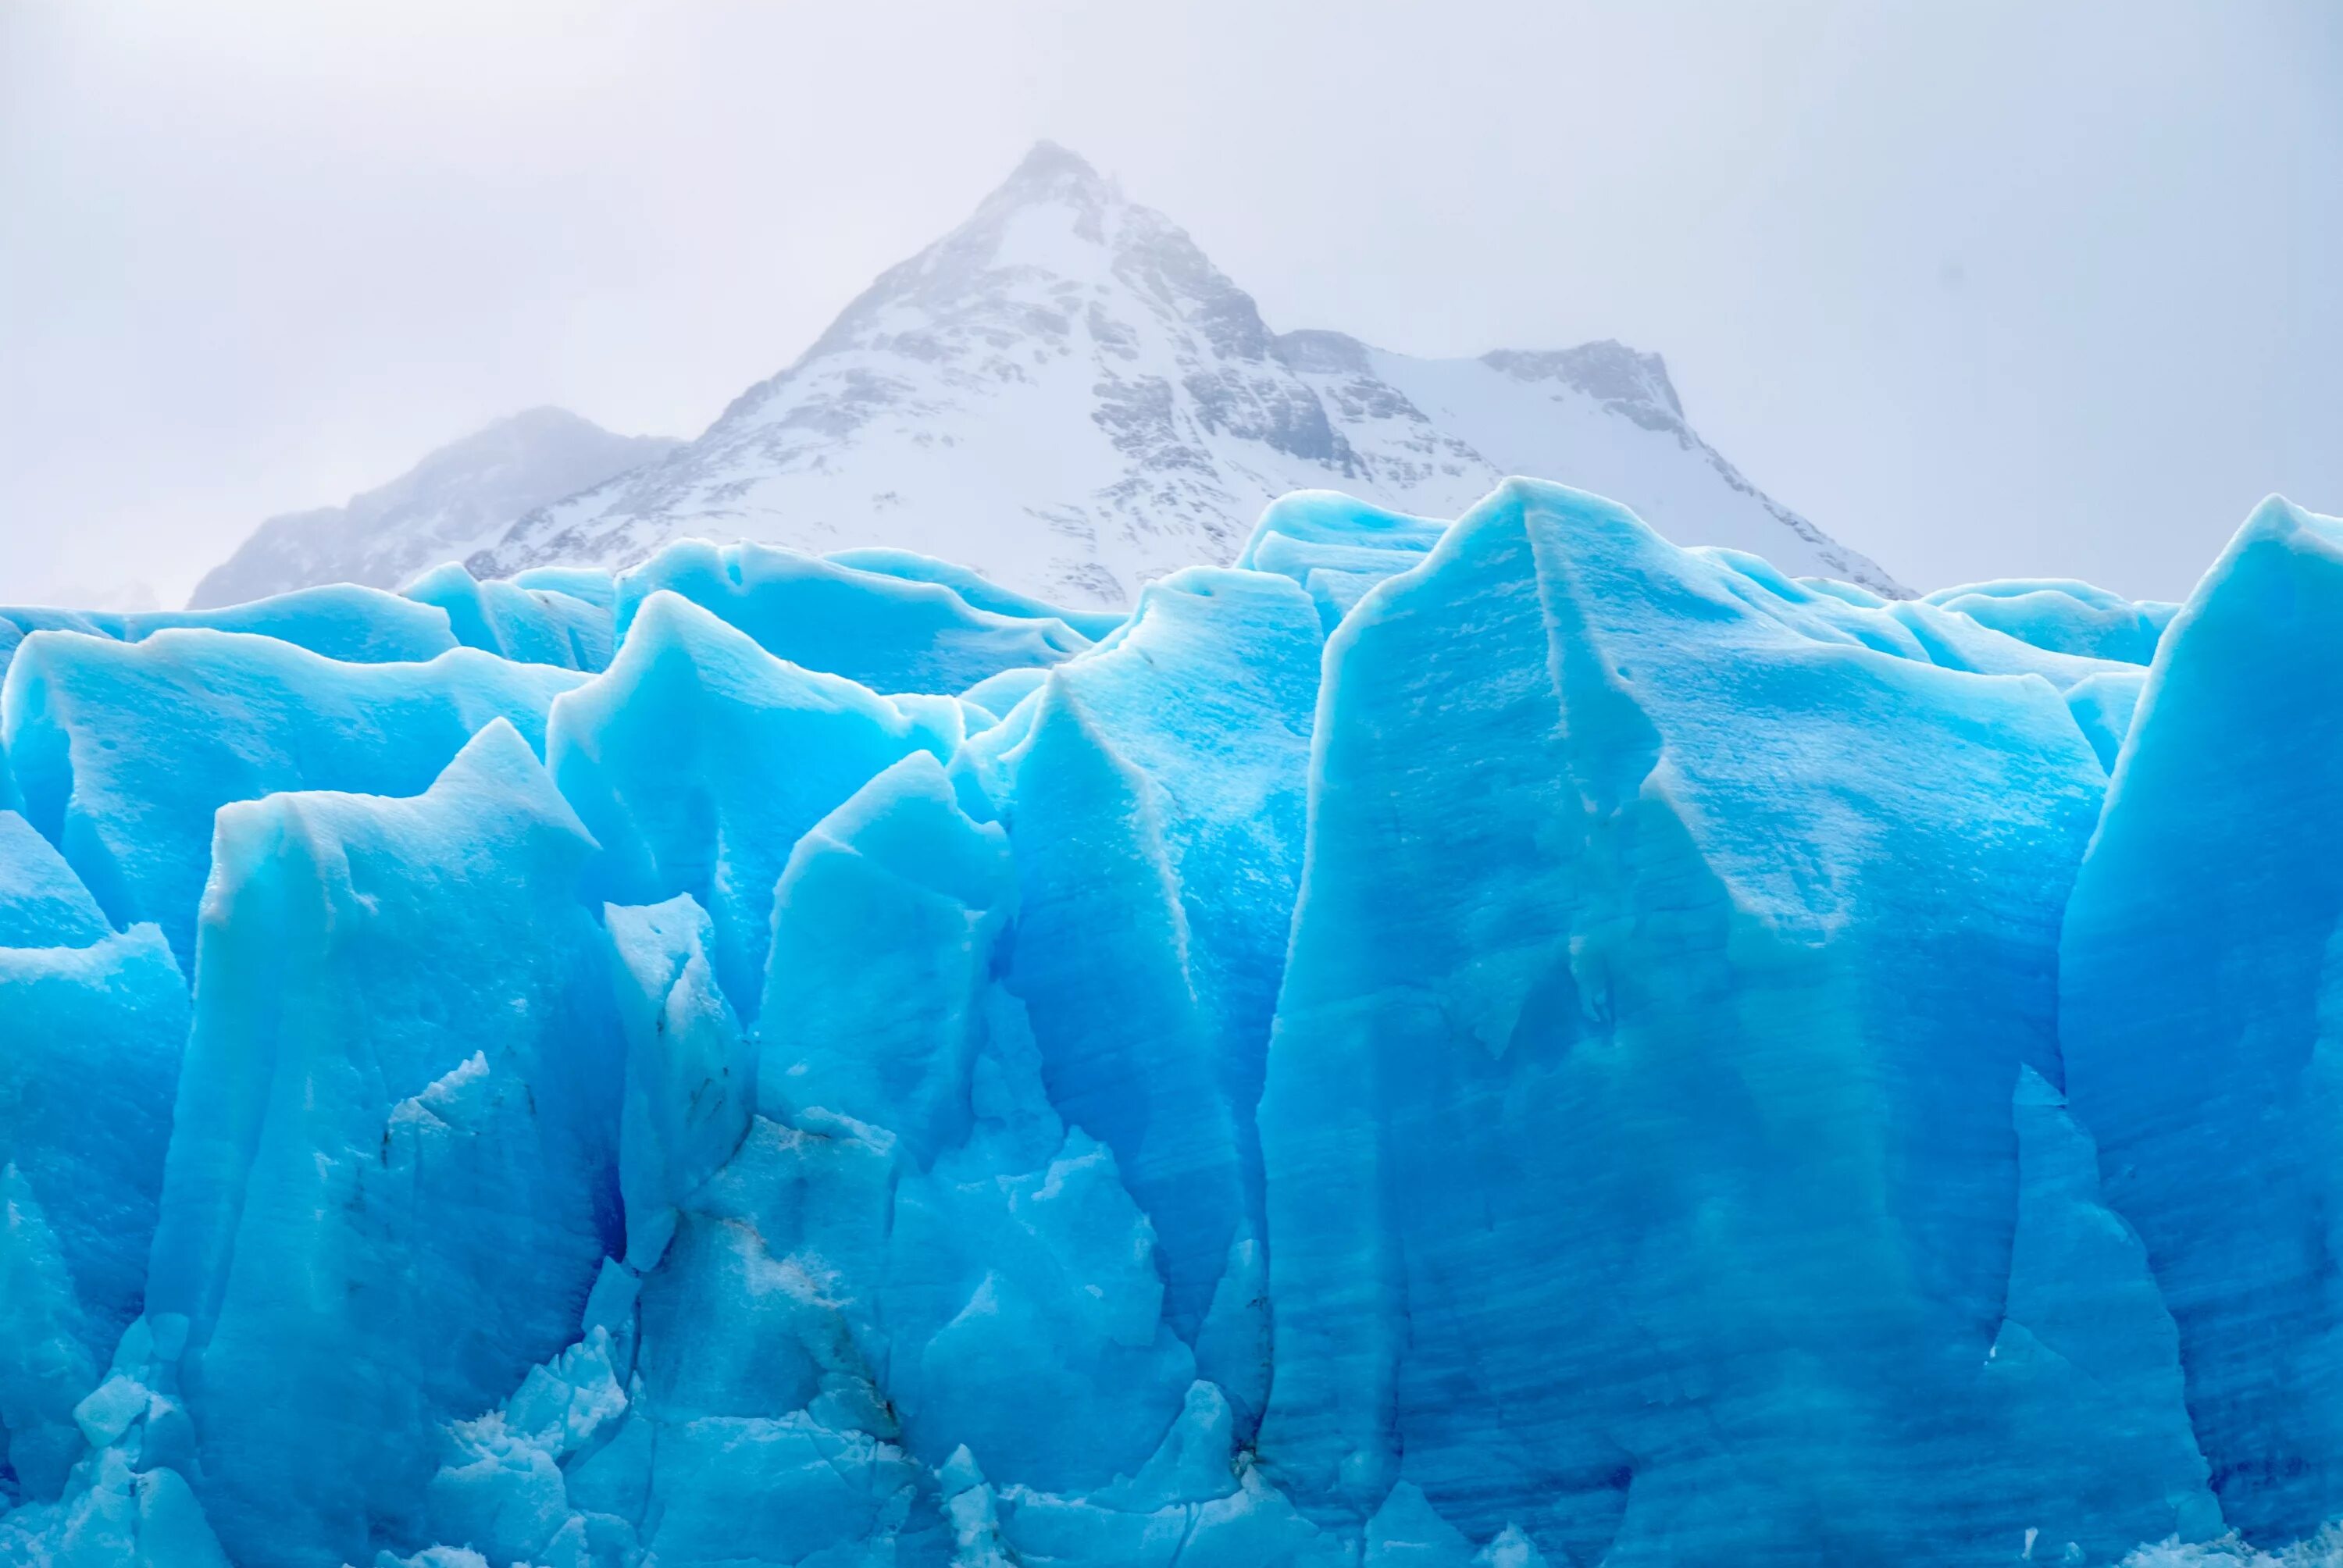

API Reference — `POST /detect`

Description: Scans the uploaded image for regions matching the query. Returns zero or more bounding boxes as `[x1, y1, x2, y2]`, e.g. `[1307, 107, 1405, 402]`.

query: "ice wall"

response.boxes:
[0, 501, 2329, 1566]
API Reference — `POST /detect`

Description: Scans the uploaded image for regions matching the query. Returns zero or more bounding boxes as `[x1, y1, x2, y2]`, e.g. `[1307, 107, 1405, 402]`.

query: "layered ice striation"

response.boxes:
[0, 486, 2331, 1566]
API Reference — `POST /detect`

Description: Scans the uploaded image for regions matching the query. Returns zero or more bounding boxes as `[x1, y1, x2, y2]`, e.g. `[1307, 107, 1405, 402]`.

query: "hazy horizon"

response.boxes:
[3, 1, 2337, 607]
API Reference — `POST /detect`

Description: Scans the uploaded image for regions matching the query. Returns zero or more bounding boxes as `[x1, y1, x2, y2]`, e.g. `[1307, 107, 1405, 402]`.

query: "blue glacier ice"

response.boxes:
[2, 488, 2340, 1566]
[1921, 579, 2180, 665]
[1238, 490, 1446, 629]
[401, 565, 616, 672]
[1251, 483, 2164, 1563]
[825, 547, 1129, 642]
[2061, 498, 2343, 1545]
[544, 590, 964, 1019]
[142, 720, 623, 1566]
[0, 629, 587, 970]
[0, 814, 186, 1499]
[611, 541, 1097, 697]
[0, 584, 460, 678]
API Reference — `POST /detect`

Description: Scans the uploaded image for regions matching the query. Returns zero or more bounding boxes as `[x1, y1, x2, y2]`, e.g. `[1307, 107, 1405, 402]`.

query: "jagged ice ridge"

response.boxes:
[11, 474, 2343, 1567]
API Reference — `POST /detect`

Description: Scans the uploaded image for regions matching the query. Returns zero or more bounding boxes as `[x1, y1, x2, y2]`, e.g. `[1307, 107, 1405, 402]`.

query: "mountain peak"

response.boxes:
[1005, 139, 1105, 191]
[394, 160, 1903, 605]
[954, 141, 1118, 243]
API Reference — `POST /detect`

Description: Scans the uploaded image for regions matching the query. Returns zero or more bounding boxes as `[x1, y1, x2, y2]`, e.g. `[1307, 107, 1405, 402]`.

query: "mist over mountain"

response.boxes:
[194, 144, 1896, 609]
[470, 143, 1898, 604]
[190, 408, 679, 610]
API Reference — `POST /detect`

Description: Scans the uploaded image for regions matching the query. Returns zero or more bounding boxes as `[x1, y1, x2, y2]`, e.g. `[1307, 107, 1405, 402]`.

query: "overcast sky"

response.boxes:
[2, 1, 2337, 606]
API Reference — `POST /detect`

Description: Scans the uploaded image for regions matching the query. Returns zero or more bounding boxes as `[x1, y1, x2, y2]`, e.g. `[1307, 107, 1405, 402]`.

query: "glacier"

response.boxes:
[4, 476, 2338, 1566]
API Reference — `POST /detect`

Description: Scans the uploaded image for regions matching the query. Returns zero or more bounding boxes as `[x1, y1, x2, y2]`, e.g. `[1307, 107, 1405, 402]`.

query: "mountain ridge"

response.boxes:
[189, 408, 680, 610]
[465, 142, 1899, 603]
[191, 142, 1898, 610]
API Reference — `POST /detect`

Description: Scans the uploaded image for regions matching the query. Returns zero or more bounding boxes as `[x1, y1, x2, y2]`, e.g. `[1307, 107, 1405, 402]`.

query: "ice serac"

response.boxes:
[510, 564, 619, 608]
[0, 822, 185, 1496]
[0, 584, 459, 685]
[604, 893, 753, 1268]
[1985, 1068, 2218, 1548]
[2061, 497, 2343, 1546]
[757, 753, 1011, 1167]
[611, 540, 1093, 696]
[401, 562, 616, 672]
[544, 590, 953, 1019]
[827, 547, 1129, 641]
[760, 752, 1195, 1499]
[0, 807, 110, 948]
[412, 750, 1228, 1566]
[141, 722, 622, 1568]
[1237, 490, 1446, 629]
[2064, 669, 2148, 772]
[1, 629, 584, 969]
[1923, 579, 2178, 666]
[1255, 479, 2153, 1563]
[964, 565, 1321, 1429]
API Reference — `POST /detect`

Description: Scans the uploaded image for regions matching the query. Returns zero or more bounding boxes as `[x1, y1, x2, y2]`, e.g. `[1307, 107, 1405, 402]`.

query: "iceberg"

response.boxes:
[0, 484, 2335, 1566]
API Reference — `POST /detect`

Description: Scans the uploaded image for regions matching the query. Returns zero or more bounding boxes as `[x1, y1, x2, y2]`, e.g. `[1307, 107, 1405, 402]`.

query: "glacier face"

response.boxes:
[457, 143, 1898, 608]
[0, 478, 2325, 1568]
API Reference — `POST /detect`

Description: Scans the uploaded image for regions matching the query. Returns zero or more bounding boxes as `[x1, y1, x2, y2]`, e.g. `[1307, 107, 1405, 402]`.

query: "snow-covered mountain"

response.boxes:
[190, 408, 679, 609]
[469, 143, 1901, 604]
